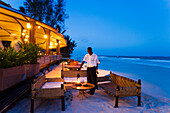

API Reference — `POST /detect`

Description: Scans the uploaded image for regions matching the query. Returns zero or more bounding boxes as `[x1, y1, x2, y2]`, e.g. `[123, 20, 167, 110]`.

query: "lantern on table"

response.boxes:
[76, 74, 81, 86]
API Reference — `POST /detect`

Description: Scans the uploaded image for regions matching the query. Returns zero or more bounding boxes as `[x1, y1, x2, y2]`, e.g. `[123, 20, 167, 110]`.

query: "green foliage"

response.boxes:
[0, 48, 25, 68]
[60, 35, 77, 57]
[0, 43, 42, 68]
[24, 0, 68, 29]
[23, 0, 76, 57]
[19, 42, 41, 64]
[19, 6, 26, 14]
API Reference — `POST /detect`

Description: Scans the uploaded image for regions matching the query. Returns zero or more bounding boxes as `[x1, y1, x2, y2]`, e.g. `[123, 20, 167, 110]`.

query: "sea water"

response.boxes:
[72, 55, 170, 99]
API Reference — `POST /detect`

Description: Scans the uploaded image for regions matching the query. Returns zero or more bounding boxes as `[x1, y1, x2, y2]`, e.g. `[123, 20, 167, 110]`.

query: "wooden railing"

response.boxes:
[37, 55, 62, 69]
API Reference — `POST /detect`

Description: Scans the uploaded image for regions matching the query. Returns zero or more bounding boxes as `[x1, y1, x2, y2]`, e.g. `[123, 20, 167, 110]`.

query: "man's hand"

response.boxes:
[96, 70, 99, 74]
[79, 61, 85, 71]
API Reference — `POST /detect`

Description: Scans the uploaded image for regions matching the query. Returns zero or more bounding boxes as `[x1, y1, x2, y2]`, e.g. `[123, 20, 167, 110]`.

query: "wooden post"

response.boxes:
[61, 84, 65, 111]
[29, 20, 36, 44]
[61, 70, 63, 79]
[62, 62, 64, 70]
[137, 79, 141, 106]
[21, 27, 25, 44]
[56, 39, 61, 55]
[45, 29, 50, 55]
[115, 85, 120, 108]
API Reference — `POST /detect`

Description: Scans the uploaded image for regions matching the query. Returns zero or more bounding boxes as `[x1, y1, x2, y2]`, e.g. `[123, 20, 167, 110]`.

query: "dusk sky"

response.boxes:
[3, 0, 170, 56]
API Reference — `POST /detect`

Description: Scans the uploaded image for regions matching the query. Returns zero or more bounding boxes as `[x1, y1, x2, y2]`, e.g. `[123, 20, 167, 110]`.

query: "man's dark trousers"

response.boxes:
[87, 67, 97, 94]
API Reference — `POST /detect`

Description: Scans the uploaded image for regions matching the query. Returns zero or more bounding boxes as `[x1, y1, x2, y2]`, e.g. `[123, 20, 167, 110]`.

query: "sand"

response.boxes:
[7, 64, 170, 113]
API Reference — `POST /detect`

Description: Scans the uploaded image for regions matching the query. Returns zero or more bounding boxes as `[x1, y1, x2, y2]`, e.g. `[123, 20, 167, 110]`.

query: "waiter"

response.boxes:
[79, 47, 99, 95]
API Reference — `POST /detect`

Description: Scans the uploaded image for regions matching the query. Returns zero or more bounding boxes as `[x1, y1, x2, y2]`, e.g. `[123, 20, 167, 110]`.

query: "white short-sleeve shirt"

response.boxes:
[10, 39, 21, 51]
[83, 53, 99, 67]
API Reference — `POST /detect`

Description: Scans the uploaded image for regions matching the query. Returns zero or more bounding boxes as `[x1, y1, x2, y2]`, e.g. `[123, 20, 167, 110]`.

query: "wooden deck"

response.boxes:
[0, 56, 62, 113]
[0, 62, 110, 112]
[0, 79, 31, 113]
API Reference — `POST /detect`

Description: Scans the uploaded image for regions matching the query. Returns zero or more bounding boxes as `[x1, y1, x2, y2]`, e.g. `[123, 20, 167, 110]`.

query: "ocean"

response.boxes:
[72, 55, 170, 99]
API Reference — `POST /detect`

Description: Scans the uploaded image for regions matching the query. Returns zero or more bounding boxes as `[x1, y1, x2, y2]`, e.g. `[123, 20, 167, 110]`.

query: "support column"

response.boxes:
[21, 27, 25, 43]
[46, 29, 50, 55]
[56, 39, 61, 55]
[29, 20, 36, 44]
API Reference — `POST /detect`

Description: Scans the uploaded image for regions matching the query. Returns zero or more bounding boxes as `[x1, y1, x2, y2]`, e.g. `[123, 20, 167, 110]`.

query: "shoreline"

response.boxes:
[98, 69, 170, 101]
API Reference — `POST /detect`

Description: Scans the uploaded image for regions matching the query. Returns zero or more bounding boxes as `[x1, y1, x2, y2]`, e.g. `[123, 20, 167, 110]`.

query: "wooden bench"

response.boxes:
[31, 74, 65, 113]
[99, 72, 141, 108]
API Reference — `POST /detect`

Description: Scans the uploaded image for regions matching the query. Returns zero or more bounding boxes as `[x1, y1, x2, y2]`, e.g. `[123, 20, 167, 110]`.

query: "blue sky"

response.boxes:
[3, 0, 170, 56]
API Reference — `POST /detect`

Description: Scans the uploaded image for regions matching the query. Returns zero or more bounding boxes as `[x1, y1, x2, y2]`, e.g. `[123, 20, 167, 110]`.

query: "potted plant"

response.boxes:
[0, 47, 26, 91]
[19, 43, 41, 78]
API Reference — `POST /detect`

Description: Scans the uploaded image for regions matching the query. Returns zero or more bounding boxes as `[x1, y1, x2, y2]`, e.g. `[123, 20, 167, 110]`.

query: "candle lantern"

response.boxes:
[76, 74, 81, 86]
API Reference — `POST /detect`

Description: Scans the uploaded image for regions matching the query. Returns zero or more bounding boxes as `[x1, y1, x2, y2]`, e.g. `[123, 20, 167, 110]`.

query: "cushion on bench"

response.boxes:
[41, 82, 63, 89]
[98, 81, 111, 84]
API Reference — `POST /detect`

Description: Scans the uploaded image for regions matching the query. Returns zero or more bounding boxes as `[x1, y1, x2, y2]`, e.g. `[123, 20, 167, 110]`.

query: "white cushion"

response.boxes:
[41, 82, 63, 89]
[64, 77, 87, 83]
[98, 81, 111, 84]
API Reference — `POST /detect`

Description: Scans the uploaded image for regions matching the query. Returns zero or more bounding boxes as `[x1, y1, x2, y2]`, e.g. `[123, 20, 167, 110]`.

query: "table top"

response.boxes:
[71, 83, 95, 90]
[66, 64, 81, 68]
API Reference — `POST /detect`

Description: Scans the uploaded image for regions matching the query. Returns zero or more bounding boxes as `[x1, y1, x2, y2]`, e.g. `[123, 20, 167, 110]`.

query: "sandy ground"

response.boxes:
[7, 64, 170, 113]
[7, 89, 170, 113]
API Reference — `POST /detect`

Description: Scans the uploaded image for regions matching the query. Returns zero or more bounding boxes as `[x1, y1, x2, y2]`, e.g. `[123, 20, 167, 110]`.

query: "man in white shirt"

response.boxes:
[10, 34, 21, 51]
[79, 47, 100, 95]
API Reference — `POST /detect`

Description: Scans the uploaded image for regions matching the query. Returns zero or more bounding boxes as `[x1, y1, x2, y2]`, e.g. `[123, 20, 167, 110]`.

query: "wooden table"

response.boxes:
[65, 64, 81, 70]
[72, 83, 95, 99]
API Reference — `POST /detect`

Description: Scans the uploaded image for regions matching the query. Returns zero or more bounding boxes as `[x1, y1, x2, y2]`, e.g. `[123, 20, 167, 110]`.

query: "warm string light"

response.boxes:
[26, 35, 29, 38]
[22, 33, 25, 36]
[55, 43, 57, 45]
[24, 38, 28, 42]
[27, 23, 31, 29]
[23, 29, 27, 33]
[37, 26, 41, 28]
[50, 42, 53, 46]
[44, 35, 47, 39]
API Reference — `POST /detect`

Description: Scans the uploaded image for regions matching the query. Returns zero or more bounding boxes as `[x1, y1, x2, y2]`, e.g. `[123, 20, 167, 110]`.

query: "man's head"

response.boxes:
[87, 47, 92, 54]
[10, 34, 18, 40]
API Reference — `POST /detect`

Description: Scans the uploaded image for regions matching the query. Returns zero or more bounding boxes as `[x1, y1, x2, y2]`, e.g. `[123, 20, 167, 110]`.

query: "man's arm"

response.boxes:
[96, 55, 100, 74]
[79, 61, 85, 70]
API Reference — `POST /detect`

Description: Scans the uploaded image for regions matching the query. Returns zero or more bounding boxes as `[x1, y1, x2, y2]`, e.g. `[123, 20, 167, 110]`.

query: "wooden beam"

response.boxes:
[0, 20, 18, 23]
[56, 39, 61, 55]
[29, 20, 36, 44]
[0, 12, 28, 23]
[45, 29, 50, 55]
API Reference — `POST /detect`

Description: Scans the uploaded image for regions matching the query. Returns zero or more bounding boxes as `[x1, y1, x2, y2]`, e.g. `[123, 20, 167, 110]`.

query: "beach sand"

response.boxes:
[8, 64, 170, 113]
